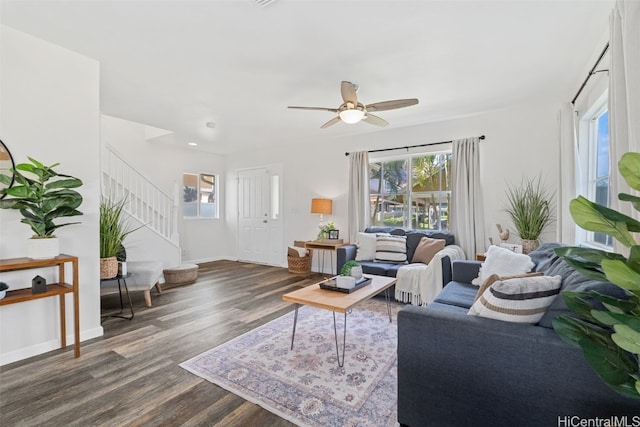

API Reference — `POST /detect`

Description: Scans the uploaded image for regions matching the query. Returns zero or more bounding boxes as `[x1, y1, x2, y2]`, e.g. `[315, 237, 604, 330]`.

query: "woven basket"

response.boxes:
[100, 256, 118, 279]
[287, 255, 311, 276]
[521, 239, 540, 254]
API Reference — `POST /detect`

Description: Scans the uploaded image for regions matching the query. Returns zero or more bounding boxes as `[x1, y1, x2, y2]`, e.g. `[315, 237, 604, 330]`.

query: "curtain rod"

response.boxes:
[571, 43, 609, 105]
[344, 135, 485, 157]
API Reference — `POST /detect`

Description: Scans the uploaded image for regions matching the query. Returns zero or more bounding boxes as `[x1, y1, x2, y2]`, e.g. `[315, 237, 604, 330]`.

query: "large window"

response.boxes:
[183, 173, 218, 218]
[369, 152, 451, 230]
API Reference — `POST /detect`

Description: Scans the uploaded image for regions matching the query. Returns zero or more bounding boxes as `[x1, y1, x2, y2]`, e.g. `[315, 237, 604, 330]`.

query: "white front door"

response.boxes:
[238, 167, 283, 266]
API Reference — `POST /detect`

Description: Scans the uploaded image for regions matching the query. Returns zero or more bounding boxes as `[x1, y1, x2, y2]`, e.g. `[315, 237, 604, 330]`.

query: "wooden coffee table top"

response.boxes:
[282, 274, 397, 313]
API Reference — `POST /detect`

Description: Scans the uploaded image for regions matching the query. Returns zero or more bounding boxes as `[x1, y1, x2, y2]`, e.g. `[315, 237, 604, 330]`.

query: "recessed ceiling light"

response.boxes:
[205, 122, 216, 128]
[188, 142, 198, 146]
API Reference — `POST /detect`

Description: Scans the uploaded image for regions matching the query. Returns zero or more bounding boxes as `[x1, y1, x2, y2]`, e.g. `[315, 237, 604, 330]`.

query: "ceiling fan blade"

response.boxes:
[362, 113, 388, 127]
[365, 98, 419, 112]
[288, 106, 339, 113]
[341, 81, 358, 106]
[320, 116, 342, 128]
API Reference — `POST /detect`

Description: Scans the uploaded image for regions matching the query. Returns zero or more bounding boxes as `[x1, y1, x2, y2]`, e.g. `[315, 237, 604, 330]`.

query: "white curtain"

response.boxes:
[348, 151, 370, 243]
[609, 0, 640, 253]
[557, 102, 580, 244]
[450, 137, 485, 259]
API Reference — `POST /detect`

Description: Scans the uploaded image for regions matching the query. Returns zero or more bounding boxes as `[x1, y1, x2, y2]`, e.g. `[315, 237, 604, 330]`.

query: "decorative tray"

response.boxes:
[319, 276, 372, 293]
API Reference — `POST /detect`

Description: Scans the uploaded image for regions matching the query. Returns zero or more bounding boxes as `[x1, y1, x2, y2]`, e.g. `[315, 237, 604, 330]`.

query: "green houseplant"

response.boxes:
[0, 157, 83, 259]
[553, 151, 640, 400]
[504, 175, 554, 253]
[100, 194, 142, 279]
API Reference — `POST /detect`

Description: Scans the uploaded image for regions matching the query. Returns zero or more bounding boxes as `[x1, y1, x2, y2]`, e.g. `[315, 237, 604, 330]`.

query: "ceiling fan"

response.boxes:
[288, 81, 419, 128]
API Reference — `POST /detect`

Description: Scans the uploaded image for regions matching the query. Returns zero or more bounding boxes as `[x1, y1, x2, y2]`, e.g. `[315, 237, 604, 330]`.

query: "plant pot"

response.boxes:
[350, 266, 363, 279]
[27, 237, 60, 259]
[521, 239, 539, 254]
[336, 276, 356, 289]
[100, 257, 119, 279]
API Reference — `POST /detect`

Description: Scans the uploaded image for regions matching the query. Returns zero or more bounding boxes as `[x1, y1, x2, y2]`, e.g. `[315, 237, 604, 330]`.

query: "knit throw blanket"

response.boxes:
[395, 245, 466, 306]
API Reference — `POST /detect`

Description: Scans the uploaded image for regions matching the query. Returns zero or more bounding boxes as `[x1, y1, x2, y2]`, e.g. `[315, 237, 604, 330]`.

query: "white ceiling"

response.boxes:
[1, 0, 613, 154]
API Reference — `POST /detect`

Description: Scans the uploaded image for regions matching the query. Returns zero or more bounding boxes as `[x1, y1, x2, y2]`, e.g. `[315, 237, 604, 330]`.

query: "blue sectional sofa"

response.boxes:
[397, 243, 639, 426]
[336, 227, 456, 288]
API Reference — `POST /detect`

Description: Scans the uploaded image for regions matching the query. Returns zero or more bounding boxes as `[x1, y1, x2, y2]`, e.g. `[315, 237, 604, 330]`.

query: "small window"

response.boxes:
[183, 173, 218, 218]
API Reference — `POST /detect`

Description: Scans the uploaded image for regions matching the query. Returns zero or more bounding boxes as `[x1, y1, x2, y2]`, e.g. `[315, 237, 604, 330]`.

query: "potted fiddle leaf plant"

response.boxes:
[504, 175, 554, 253]
[100, 193, 142, 279]
[553, 151, 640, 400]
[0, 157, 83, 259]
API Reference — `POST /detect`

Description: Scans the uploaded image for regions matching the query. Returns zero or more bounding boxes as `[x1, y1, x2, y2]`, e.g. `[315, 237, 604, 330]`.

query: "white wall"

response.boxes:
[101, 115, 231, 263]
[0, 26, 102, 365]
[226, 101, 561, 264]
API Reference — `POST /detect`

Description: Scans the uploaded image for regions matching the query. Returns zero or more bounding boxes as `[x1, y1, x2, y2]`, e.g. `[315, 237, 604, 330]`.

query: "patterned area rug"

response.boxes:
[180, 298, 400, 427]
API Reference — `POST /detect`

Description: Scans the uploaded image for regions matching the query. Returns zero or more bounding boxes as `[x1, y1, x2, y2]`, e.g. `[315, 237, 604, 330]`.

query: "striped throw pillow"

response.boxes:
[468, 275, 562, 324]
[375, 235, 407, 263]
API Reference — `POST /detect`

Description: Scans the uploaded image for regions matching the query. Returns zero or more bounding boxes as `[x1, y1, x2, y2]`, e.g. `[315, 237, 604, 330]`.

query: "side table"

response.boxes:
[304, 240, 348, 275]
[100, 273, 134, 321]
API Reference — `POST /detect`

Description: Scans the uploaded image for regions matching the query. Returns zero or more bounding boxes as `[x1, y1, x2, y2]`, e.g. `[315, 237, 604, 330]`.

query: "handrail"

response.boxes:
[101, 145, 179, 245]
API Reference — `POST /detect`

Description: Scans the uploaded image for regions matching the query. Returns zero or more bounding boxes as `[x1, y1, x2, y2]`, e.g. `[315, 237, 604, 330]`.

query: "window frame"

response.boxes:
[182, 172, 219, 219]
[576, 91, 612, 249]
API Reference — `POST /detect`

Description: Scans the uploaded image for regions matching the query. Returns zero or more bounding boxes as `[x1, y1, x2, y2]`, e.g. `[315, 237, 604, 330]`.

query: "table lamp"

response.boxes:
[310, 198, 332, 221]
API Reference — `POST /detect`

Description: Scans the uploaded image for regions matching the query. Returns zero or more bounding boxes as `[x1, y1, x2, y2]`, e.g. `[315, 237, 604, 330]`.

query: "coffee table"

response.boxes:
[282, 274, 397, 367]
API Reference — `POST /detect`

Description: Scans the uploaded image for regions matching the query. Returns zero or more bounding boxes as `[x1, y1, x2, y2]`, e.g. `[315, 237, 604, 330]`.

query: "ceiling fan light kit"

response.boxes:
[339, 108, 365, 124]
[288, 81, 418, 128]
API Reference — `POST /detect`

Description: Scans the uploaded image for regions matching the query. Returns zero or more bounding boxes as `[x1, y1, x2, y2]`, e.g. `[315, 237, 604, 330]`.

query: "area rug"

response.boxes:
[180, 298, 400, 427]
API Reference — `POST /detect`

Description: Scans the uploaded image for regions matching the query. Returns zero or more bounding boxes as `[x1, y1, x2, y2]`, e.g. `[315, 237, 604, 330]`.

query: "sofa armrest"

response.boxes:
[336, 244, 357, 275]
[451, 259, 482, 283]
[397, 306, 639, 427]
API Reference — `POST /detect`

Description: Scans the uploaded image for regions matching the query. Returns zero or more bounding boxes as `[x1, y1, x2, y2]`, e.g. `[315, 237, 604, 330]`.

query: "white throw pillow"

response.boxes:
[472, 245, 534, 285]
[468, 275, 562, 324]
[355, 232, 377, 261]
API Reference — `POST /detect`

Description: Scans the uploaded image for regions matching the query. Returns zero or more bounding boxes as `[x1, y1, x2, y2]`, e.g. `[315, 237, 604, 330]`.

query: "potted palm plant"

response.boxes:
[100, 194, 142, 279]
[553, 151, 640, 400]
[504, 175, 554, 253]
[0, 157, 83, 259]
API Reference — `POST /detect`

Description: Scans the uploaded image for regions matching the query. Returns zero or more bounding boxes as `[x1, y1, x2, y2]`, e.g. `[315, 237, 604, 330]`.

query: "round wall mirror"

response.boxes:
[0, 139, 16, 198]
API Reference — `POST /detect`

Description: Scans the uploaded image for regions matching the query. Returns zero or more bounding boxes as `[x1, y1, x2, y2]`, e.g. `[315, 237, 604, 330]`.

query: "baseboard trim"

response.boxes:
[0, 326, 104, 367]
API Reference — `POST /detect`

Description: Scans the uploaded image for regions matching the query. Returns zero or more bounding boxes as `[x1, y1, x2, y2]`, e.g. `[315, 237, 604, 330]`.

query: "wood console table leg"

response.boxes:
[59, 294, 66, 348]
[73, 259, 80, 358]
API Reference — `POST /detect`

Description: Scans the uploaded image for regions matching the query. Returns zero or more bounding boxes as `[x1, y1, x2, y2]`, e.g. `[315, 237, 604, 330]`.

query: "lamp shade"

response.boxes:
[311, 198, 332, 215]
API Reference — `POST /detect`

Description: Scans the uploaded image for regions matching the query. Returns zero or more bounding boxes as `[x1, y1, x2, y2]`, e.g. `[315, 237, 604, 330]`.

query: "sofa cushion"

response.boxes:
[472, 245, 534, 285]
[468, 275, 562, 324]
[355, 232, 377, 261]
[359, 261, 396, 276]
[528, 243, 632, 328]
[426, 301, 470, 314]
[405, 230, 454, 260]
[411, 237, 446, 264]
[433, 281, 478, 309]
[375, 234, 408, 263]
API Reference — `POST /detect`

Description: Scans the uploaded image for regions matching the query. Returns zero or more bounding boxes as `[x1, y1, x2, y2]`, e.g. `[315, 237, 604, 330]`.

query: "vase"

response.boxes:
[522, 239, 539, 254]
[350, 266, 363, 279]
[27, 237, 59, 259]
[100, 257, 119, 279]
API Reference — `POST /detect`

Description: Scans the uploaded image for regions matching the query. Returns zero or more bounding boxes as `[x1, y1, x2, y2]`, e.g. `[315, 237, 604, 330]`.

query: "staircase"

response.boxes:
[101, 145, 181, 267]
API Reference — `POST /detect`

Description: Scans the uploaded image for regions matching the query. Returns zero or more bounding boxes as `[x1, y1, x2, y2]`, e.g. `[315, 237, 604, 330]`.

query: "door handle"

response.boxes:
[263, 220, 268, 223]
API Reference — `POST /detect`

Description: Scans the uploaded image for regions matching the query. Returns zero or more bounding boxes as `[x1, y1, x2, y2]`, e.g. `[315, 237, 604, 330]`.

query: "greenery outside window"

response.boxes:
[369, 152, 451, 230]
[183, 173, 218, 218]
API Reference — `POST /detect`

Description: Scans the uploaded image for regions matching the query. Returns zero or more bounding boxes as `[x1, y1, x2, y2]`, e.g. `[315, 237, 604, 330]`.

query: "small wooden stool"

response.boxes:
[163, 264, 199, 286]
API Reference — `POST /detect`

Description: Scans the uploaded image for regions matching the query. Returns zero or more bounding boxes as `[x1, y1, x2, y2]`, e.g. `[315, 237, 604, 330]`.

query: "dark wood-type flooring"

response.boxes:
[0, 260, 330, 426]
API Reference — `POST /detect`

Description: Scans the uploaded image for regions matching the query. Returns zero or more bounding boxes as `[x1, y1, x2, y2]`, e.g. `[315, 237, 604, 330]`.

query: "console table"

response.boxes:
[0, 254, 80, 358]
[304, 240, 348, 274]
